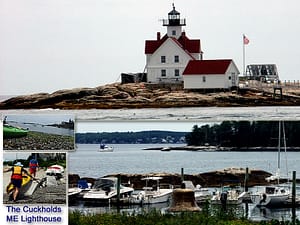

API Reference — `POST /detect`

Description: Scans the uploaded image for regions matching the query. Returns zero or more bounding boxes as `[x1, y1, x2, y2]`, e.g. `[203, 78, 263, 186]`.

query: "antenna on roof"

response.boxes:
[172, 3, 175, 9]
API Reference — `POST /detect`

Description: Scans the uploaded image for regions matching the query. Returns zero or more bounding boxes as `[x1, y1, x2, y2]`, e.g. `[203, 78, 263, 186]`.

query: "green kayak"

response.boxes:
[3, 125, 28, 138]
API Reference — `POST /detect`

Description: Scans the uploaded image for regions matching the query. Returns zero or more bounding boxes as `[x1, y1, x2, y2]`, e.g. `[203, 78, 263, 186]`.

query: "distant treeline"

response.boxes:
[75, 131, 187, 144]
[186, 121, 300, 147]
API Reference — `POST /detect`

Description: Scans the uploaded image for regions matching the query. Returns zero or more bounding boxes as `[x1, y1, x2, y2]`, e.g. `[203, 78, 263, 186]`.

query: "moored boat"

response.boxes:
[68, 187, 82, 198]
[250, 185, 290, 207]
[130, 176, 173, 205]
[98, 144, 114, 152]
[211, 186, 244, 205]
[182, 180, 212, 204]
[250, 121, 291, 207]
[82, 177, 134, 204]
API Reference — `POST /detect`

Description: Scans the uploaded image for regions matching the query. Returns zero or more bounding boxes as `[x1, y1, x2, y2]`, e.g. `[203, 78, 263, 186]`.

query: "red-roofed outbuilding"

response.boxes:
[183, 60, 240, 89]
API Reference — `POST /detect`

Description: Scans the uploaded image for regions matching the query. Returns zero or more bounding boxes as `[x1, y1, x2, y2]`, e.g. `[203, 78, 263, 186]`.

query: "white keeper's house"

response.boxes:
[144, 5, 239, 90]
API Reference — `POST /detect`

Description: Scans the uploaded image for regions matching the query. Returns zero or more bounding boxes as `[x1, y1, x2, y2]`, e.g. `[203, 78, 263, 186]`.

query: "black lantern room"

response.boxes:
[163, 4, 186, 27]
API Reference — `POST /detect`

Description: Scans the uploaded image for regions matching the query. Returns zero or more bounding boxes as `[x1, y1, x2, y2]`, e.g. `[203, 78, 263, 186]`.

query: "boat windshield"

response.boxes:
[266, 187, 275, 194]
[93, 178, 115, 190]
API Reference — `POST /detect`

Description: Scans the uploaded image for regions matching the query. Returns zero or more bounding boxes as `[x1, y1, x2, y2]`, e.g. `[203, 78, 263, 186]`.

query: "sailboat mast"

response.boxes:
[276, 121, 282, 184]
[278, 121, 281, 171]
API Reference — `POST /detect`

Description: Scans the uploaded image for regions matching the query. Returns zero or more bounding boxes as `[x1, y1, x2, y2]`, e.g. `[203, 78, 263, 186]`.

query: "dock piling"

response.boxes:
[292, 171, 296, 224]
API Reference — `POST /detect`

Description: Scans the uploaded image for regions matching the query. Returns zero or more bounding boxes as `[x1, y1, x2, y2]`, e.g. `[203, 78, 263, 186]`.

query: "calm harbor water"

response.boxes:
[2, 106, 300, 121]
[69, 144, 300, 178]
[69, 144, 300, 221]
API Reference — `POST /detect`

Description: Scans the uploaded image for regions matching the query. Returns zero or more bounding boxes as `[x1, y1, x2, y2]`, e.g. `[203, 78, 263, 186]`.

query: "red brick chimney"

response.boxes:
[157, 32, 161, 40]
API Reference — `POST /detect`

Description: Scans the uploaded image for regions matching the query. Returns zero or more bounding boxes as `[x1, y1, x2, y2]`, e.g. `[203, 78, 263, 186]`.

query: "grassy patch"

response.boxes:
[69, 208, 299, 225]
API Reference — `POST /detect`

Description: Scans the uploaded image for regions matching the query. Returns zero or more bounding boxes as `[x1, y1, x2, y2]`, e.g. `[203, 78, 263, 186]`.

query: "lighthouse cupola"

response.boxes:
[163, 4, 186, 39]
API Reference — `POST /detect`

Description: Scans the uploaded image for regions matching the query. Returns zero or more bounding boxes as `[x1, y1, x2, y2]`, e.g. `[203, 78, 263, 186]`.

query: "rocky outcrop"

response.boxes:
[68, 168, 277, 189]
[1, 82, 300, 109]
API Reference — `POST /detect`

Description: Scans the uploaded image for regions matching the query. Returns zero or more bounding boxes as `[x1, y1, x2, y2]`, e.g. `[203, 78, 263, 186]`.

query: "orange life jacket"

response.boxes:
[11, 166, 23, 180]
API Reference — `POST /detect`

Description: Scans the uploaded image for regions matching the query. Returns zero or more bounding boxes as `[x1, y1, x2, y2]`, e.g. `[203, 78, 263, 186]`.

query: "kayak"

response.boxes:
[6, 174, 32, 195]
[3, 125, 28, 138]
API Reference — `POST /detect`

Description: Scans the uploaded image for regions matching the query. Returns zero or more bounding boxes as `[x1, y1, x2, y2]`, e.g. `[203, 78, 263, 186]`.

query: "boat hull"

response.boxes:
[130, 189, 173, 205]
[82, 189, 133, 205]
[250, 185, 291, 207]
[251, 193, 290, 207]
[3, 125, 28, 138]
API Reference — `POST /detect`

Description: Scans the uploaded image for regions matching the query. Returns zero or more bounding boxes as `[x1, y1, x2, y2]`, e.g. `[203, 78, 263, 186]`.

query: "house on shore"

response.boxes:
[145, 4, 202, 84]
[183, 59, 240, 90]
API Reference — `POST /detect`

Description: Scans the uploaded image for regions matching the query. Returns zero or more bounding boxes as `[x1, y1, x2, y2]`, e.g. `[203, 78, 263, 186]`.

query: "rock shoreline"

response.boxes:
[143, 145, 300, 152]
[1, 83, 300, 109]
[3, 131, 75, 150]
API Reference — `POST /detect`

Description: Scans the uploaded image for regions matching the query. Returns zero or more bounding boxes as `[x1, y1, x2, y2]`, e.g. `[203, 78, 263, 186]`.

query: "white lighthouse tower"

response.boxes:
[144, 5, 201, 84]
[162, 4, 186, 39]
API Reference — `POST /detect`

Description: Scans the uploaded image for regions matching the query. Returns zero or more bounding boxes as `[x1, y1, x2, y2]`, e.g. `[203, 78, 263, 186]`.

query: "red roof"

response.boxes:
[183, 60, 233, 75]
[145, 33, 201, 54]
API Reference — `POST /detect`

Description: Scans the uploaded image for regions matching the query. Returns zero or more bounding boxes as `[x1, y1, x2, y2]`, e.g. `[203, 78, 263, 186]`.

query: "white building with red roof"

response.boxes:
[144, 5, 239, 90]
[183, 59, 240, 89]
[145, 5, 202, 84]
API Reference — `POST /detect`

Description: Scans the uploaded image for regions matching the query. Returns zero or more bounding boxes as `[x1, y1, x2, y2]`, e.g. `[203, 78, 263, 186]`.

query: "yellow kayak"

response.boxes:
[6, 175, 32, 194]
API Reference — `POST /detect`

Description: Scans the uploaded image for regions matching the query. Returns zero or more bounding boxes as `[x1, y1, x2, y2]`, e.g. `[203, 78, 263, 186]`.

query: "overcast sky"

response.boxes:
[1, 0, 299, 95]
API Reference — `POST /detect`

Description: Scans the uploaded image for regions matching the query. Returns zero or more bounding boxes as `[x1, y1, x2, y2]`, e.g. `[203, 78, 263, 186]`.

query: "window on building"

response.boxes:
[172, 30, 176, 36]
[161, 56, 166, 63]
[230, 72, 236, 80]
[228, 76, 231, 80]
[174, 69, 179, 76]
[174, 55, 179, 63]
[161, 69, 166, 77]
[202, 76, 206, 82]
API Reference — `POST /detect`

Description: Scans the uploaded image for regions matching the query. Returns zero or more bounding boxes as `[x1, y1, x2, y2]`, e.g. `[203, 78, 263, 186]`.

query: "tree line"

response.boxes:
[185, 121, 300, 147]
[75, 131, 187, 144]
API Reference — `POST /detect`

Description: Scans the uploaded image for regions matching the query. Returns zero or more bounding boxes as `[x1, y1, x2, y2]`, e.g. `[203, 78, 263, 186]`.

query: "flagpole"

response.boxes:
[243, 34, 245, 76]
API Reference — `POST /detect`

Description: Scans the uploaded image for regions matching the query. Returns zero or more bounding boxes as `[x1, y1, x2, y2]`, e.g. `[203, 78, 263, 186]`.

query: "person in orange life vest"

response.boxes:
[29, 157, 39, 177]
[4, 162, 33, 202]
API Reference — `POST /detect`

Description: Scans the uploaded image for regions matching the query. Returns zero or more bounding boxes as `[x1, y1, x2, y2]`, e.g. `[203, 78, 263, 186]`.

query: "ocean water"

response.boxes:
[2, 106, 300, 121]
[69, 144, 300, 221]
[69, 144, 300, 180]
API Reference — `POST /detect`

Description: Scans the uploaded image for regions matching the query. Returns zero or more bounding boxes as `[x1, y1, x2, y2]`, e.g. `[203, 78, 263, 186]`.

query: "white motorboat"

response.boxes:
[82, 177, 134, 204]
[98, 144, 114, 152]
[130, 177, 173, 205]
[182, 180, 212, 204]
[250, 121, 291, 207]
[210, 186, 244, 205]
[250, 185, 290, 207]
[68, 187, 82, 197]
